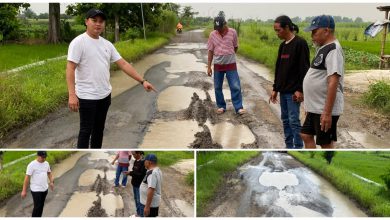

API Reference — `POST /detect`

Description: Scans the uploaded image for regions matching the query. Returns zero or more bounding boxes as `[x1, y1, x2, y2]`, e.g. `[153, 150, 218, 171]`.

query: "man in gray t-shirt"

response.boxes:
[140, 154, 162, 217]
[301, 15, 344, 149]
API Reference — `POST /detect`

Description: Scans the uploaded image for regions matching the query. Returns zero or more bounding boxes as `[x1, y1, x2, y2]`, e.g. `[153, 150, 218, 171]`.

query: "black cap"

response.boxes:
[86, 9, 106, 20]
[214, 16, 226, 30]
[37, 151, 47, 158]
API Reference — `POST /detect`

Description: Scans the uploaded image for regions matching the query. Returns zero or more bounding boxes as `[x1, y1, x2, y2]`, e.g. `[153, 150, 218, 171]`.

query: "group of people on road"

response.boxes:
[112, 151, 163, 217]
[21, 151, 162, 217]
[207, 14, 344, 149]
[65, 8, 344, 149]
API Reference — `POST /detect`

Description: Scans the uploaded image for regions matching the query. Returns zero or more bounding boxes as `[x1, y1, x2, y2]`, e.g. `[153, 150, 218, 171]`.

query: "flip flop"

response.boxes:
[216, 108, 225, 114]
[237, 109, 246, 115]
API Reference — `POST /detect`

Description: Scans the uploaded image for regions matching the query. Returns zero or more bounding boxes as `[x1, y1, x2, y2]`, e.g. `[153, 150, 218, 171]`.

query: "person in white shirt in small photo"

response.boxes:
[21, 151, 54, 217]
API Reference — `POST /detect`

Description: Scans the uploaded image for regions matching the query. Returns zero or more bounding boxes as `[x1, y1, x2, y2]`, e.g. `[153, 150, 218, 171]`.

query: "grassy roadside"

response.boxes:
[0, 151, 75, 203]
[196, 151, 260, 216]
[289, 151, 390, 216]
[0, 44, 68, 72]
[0, 34, 172, 140]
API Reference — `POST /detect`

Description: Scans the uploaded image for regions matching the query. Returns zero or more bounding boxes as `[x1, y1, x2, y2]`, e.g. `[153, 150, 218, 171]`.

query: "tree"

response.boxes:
[180, 6, 198, 27]
[354, 17, 363, 23]
[48, 3, 61, 43]
[37, 12, 49, 19]
[291, 16, 302, 23]
[323, 151, 336, 164]
[0, 3, 29, 42]
[217, 11, 225, 18]
[23, 8, 36, 19]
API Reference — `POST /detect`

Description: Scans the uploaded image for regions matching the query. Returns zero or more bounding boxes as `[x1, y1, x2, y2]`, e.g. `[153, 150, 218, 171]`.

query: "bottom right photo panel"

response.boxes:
[196, 151, 390, 217]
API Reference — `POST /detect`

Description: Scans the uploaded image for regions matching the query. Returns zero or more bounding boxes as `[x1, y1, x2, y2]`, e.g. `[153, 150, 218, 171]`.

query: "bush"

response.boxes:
[122, 27, 141, 43]
[363, 80, 390, 115]
[323, 151, 336, 164]
[60, 19, 76, 42]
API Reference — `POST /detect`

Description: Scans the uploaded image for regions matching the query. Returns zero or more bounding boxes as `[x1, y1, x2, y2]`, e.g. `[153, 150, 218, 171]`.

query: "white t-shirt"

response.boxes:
[140, 167, 162, 208]
[26, 160, 51, 192]
[67, 32, 122, 100]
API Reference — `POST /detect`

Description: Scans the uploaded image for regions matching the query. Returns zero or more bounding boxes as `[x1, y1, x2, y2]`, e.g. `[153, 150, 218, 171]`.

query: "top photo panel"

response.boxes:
[0, 3, 389, 149]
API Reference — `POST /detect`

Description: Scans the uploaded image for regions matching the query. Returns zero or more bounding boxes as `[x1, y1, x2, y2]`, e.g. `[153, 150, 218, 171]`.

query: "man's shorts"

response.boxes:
[301, 112, 340, 146]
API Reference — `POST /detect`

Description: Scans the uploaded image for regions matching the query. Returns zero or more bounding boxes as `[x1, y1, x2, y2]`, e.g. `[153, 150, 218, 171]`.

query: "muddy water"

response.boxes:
[237, 57, 274, 82]
[52, 152, 88, 179]
[101, 194, 124, 216]
[165, 43, 207, 50]
[59, 192, 97, 217]
[158, 86, 206, 111]
[78, 169, 106, 186]
[233, 152, 367, 217]
[110, 45, 205, 98]
[206, 121, 256, 148]
[87, 152, 111, 161]
[141, 120, 202, 148]
[172, 199, 194, 217]
[259, 171, 299, 190]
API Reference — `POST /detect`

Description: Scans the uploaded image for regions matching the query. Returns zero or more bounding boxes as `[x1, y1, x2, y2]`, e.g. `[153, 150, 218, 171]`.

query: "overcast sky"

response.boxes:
[28, 3, 386, 22]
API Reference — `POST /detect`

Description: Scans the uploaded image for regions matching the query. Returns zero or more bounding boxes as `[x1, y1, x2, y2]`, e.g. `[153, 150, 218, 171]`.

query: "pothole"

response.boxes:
[157, 86, 206, 111]
[259, 171, 299, 190]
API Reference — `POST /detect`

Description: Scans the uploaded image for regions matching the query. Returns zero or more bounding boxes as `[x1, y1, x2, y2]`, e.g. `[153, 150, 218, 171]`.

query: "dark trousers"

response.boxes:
[140, 204, 159, 217]
[31, 190, 48, 217]
[77, 94, 111, 149]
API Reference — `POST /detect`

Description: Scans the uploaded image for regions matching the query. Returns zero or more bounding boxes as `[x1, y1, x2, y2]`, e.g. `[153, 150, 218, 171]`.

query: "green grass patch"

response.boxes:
[289, 151, 390, 217]
[363, 80, 390, 115]
[0, 34, 172, 140]
[0, 151, 74, 203]
[196, 151, 260, 216]
[2, 151, 36, 164]
[144, 151, 193, 167]
[0, 44, 69, 72]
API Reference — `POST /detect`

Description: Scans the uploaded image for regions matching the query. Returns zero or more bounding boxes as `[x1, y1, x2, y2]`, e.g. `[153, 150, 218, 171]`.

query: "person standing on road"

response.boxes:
[140, 154, 162, 217]
[207, 15, 246, 115]
[66, 9, 156, 149]
[21, 151, 54, 217]
[270, 15, 310, 149]
[111, 151, 132, 187]
[124, 151, 147, 217]
[301, 15, 345, 149]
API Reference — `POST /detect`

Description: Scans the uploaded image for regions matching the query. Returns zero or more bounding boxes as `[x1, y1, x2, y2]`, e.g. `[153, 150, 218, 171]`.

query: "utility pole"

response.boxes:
[141, 3, 146, 40]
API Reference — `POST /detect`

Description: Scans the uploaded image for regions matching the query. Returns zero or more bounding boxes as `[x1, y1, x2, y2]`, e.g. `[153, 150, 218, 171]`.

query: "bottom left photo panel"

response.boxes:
[0, 150, 194, 218]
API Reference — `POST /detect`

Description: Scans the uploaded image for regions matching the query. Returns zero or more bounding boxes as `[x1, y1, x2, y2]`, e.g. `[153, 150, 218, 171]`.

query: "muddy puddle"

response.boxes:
[158, 86, 206, 111]
[100, 194, 124, 216]
[52, 152, 87, 179]
[226, 152, 367, 217]
[141, 120, 202, 148]
[237, 57, 274, 82]
[164, 43, 207, 50]
[87, 152, 111, 161]
[259, 171, 299, 190]
[59, 192, 97, 217]
[206, 121, 256, 149]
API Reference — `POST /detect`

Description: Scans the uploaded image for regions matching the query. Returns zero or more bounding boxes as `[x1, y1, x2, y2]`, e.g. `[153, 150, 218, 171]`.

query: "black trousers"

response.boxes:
[31, 190, 48, 217]
[77, 94, 111, 149]
[148, 207, 159, 217]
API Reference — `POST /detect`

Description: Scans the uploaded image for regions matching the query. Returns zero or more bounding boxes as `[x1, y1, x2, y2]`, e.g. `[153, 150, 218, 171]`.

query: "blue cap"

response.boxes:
[304, 15, 335, 32]
[145, 154, 157, 163]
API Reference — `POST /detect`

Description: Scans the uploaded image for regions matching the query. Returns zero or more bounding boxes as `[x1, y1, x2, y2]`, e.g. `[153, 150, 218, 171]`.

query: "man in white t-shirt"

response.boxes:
[66, 9, 156, 149]
[21, 151, 54, 217]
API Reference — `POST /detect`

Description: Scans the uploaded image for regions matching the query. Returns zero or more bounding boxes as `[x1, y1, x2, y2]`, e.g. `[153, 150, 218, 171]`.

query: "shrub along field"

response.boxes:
[0, 151, 75, 203]
[196, 151, 260, 216]
[289, 151, 390, 217]
[0, 33, 171, 140]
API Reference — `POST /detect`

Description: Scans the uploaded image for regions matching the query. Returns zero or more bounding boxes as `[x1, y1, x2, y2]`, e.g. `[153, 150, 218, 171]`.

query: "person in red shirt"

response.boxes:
[207, 15, 246, 115]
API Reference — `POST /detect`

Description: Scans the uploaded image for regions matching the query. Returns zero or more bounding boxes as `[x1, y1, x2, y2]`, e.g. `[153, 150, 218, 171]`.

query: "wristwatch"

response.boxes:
[140, 79, 147, 85]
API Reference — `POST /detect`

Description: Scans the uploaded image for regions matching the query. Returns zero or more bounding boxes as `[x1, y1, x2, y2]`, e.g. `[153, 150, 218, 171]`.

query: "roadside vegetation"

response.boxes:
[0, 151, 75, 203]
[196, 151, 260, 216]
[289, 151, 390, 216]
[363, 80, 390, 115]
